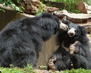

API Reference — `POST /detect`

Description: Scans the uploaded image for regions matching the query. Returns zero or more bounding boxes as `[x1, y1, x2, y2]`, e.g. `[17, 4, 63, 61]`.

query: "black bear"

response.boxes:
[0, 13, 68, 67]
[47, 18, 91, 70]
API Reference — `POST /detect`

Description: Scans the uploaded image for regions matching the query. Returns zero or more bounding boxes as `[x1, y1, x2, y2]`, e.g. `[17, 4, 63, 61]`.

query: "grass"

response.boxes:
[0, 65, 91, 73]
[0, 64, 37, 73]
[0, 67, 23, 73]
[60, 68, 91, 73]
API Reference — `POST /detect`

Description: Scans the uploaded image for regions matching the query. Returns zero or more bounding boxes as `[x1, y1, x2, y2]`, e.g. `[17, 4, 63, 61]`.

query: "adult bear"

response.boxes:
[47, 18, 91, 70]
[0, 13, 68, 67]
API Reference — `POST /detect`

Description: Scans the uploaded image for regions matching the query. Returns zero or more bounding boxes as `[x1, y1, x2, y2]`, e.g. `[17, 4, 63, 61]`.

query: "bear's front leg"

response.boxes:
[47, 55, 57, 70]
[69, 41, 79, 56]
[59, 21, 68, 31]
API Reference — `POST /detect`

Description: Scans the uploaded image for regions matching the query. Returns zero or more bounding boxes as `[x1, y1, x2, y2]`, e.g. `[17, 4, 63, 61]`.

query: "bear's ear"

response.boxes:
[78, 26, 87, 35]
[62, 17, 70, 25]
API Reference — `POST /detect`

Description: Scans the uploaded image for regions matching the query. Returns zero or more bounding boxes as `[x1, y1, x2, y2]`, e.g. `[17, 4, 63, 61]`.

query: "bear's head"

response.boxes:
[56, 17, 88, 49]
[62, 18, 87, 39]
[60, 18, 87, 48]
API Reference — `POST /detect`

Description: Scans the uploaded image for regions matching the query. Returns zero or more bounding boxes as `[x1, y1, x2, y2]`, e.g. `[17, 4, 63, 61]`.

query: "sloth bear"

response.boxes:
[47, 18, 91, 71]
[0, 13, 68, 67]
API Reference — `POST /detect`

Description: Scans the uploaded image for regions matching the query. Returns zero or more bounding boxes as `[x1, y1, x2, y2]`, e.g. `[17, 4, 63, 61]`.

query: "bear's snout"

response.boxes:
[67, 28, 76, 37]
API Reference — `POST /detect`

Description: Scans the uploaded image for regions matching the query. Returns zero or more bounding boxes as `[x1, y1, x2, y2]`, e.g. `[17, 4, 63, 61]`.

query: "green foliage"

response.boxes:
[63, 0, 81, 13]
[24, 64, 37, 73]
[36, 2, 45, 15]
[0, 67, 23, 73]
[45, 0, 81, 13]
[55, 68, 91, 73]
[0, 64, 37, 73]
[0, 65, 91, 73]
[0, 8, 5, 12]
[0, 0, 24, 12]
[84, 0, 91, 5]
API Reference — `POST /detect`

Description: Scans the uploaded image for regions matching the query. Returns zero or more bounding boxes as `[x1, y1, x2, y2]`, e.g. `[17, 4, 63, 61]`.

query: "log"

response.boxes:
[53, 10, 91, 23]
[78, 1, 91, 14]
[78, 20, 91, 33]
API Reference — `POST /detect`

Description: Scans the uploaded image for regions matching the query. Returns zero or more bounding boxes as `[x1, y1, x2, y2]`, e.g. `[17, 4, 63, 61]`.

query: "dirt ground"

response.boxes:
[87, 34, 91, 50]
[35, 69, 61, 73]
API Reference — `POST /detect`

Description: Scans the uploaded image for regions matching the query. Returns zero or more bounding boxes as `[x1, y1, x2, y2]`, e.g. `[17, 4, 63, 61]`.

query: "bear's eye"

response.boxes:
[69, 27, 71, 29]
[75, 30, 77, 32]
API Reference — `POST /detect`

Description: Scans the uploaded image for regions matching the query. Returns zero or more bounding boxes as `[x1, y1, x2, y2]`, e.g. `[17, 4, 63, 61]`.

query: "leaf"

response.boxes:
[15, 0, 19, 3]
[0, 8, 5, 12]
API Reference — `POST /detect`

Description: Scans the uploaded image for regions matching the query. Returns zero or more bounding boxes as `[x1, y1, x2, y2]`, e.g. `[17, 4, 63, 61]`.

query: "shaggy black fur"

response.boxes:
[47, 19, 91, 70]
[0, 13, 61, 67]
